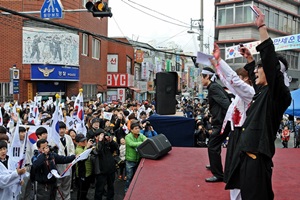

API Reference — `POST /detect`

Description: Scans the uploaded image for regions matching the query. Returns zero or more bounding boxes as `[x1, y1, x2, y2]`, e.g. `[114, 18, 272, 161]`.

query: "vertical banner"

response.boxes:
[117, 89, 125, 103]
[141, 62, 147, 80]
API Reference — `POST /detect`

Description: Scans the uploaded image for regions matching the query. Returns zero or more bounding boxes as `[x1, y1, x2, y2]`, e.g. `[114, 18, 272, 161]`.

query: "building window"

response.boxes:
[126, 56, 132, 74]
[218, 8, 226, 26]
[281, 50, 298, 70]
[82, 84, 97, 101]
[92, 38, 100, 59]
[0, 82, 13, 102]
[82, 34, 88, 56]
[218, 3, 252, 26]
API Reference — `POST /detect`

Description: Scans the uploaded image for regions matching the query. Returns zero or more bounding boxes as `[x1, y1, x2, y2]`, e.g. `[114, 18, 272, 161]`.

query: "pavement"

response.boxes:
[71, 176, 125, 200]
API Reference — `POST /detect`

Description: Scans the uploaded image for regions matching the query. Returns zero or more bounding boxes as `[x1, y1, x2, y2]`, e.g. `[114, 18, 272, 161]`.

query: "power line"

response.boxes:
[127, 0, 189, 26]
[0, 6, 194, 58]
[120, 0, 190, 28]
[156, 29, 189, 46]
[112, 16, 126, 38]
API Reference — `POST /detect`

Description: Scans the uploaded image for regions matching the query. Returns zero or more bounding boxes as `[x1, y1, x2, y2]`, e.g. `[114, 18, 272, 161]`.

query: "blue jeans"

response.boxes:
[124, 160, 139, 192]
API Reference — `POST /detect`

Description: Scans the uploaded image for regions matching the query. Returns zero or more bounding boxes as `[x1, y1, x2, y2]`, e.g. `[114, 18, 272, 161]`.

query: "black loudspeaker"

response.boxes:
[137, 134, 172, 160]
[155, 72, 178, 115]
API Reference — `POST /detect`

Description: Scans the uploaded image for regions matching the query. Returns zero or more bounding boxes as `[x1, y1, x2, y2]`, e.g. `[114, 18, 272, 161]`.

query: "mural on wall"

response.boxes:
[22, 27, 79, 66]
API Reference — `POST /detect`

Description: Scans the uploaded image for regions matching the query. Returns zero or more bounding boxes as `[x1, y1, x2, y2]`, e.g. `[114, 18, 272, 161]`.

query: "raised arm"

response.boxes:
[210, 43, 254, 104]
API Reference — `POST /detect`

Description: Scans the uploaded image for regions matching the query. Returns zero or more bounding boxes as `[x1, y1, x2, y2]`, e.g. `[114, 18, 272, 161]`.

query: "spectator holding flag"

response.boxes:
[55, 121, 75, 200]
[0, 140, 26, 199]
[31, 139, 75, 200]
[18, 126, 34, 200]
[75, 133, 94, 200]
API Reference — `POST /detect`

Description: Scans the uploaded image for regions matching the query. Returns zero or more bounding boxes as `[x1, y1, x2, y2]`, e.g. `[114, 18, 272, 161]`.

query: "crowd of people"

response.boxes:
[0, 98, 159, 200]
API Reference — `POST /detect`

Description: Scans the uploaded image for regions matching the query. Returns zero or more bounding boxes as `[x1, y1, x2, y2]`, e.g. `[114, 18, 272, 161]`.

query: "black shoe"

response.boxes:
[205, 176, 223, 183]
[206, 165, 211, 170]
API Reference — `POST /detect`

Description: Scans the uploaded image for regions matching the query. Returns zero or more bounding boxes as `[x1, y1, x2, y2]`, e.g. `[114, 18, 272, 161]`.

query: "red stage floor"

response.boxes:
[124, 147, 300, 200]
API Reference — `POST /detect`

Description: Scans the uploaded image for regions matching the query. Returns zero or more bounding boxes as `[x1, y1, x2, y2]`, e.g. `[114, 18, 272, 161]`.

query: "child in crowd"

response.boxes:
[281, 125, 290, 148]
[0, 140, 27, 198]
[118, 138, 126, 181]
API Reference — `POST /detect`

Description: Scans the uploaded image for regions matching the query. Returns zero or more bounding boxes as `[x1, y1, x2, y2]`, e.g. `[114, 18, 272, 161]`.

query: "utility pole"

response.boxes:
[199, 0, 203, 53]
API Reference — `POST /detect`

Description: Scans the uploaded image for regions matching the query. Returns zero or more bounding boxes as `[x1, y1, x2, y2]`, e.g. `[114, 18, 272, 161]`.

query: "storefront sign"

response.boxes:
[117, 89, 125, 103]
[31, 64, 79, 81]
[107, 73, 129, 87]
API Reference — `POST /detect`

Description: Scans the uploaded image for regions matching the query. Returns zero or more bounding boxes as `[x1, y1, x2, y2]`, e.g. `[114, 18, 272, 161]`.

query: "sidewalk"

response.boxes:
[71, 177, 125, 200]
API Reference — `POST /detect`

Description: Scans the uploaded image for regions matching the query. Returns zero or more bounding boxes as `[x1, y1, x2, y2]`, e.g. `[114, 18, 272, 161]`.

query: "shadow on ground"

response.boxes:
[71, 177, 125, 200]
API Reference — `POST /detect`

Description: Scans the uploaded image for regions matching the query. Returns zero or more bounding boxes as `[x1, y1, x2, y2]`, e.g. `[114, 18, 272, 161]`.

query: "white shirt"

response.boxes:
[216, 59, 255, 133]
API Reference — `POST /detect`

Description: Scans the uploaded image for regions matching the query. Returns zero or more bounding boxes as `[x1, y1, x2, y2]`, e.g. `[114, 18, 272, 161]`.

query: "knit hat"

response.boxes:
[94, 128, 105, 137]
[75, 133, 87, 143]
[91, 118, 100, 125]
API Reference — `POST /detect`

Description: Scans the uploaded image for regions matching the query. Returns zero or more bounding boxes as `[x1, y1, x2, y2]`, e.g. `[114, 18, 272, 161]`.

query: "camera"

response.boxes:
[48, 145, 58, 153]
[89, 139, 95, 143]
[144, 121, 151, 130]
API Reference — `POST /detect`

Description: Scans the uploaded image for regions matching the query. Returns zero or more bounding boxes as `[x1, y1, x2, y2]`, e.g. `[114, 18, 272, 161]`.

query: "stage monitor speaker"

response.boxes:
[137, 134, 172, 160]
[155, 72, 178, 115]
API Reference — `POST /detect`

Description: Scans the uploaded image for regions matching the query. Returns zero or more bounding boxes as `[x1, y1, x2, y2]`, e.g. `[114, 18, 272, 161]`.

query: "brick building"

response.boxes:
[106, 37, 136, 102]
[0, 0, 109, 103]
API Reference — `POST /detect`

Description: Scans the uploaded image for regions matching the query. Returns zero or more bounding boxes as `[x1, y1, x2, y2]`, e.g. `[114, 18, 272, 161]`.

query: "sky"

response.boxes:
[107, 0, 215, 55]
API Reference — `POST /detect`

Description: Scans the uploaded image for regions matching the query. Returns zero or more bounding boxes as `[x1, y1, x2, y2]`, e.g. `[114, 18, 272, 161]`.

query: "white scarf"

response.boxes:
[279, 60, 290, 87]
[201, 69, 217, 82]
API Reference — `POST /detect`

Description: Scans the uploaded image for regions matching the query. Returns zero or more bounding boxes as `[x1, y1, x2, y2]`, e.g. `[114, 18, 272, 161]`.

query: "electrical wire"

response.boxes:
[156, 29, 190, 46]
[127, 0, 189, 26]
[120, 0, 190, 28]
[112, 16, 126, 38]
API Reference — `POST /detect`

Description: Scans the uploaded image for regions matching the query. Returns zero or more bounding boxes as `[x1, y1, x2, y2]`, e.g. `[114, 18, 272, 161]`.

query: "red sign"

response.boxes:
[107, 73, 128, 87]
[118, 89, 125, 102]
[135, 50, 144, 63]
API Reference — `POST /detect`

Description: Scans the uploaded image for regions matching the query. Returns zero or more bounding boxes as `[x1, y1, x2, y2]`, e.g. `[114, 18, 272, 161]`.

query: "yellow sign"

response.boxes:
[28, 83, 33, 100]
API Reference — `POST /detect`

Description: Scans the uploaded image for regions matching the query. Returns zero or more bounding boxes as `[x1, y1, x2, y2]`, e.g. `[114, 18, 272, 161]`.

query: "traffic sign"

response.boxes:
[13, 80, 19, 94]
[40, 0, 64, 19]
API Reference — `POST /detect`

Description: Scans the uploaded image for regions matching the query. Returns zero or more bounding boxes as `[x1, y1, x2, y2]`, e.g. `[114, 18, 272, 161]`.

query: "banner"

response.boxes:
[54, 148, 93, 178]
[225, 33, 300, 60]
[48, 100, 61, 148]
[72, 90, 87, 136]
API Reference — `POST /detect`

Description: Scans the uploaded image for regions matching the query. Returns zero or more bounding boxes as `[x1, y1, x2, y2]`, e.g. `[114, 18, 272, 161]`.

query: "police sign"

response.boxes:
[40, 0, 64, 19]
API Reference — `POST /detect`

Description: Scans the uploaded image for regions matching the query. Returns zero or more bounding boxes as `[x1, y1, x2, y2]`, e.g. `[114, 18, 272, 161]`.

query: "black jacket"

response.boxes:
[207, 82, 231, 126]
[93, 140, 118, 175]
[226, 38, 292, 189]
[240, 38, 291, 158]
[32, 152, 75, 184]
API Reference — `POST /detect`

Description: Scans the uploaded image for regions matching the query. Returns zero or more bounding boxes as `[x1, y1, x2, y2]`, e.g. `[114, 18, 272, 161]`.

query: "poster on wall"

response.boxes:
[22, 27, 79, 66]
[107, 54, 118, 72]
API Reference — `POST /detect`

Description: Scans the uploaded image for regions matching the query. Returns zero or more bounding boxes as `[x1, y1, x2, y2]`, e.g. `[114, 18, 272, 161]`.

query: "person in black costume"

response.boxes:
[226, 6, 292, 200]
[201, 67, 231, 182]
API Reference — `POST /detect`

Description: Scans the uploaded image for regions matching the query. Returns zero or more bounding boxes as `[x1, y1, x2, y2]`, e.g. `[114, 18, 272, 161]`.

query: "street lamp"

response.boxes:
[187, 30, 202, 52]
[187, 30, 204, 101]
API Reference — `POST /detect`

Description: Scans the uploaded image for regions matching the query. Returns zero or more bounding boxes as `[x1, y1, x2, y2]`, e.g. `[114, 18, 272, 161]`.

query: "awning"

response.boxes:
[129, 87, 141, 93]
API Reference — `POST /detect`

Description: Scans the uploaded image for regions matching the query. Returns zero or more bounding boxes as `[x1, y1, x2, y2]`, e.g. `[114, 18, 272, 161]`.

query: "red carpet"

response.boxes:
[124, 147, 300, 200]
